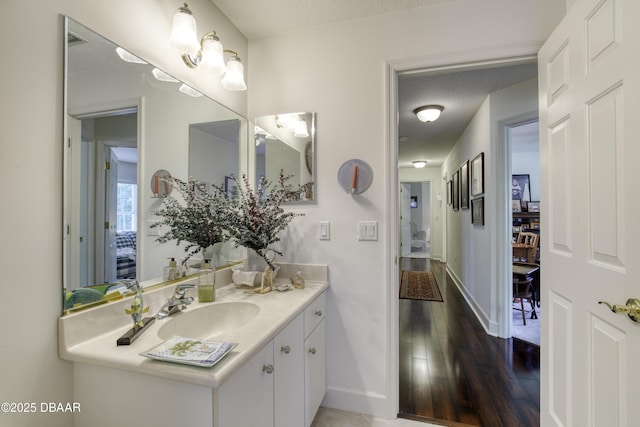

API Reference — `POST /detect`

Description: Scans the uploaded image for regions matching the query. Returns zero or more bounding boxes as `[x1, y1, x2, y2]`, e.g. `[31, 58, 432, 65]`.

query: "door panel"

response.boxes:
[539, 0, 640, 425]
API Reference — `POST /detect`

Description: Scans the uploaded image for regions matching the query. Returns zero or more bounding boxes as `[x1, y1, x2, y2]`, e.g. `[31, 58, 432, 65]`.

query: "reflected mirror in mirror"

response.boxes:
[254, 112, 316, 202]
[64, 17, 247, 313]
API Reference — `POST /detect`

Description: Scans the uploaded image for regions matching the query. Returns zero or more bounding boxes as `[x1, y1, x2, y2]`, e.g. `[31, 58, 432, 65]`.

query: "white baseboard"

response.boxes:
[321, 385, 393, 419]
[445, 265, 494, 336]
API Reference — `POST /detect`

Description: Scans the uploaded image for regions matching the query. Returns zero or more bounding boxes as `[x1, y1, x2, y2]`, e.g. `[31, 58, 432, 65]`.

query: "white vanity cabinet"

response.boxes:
[216, 290, 326, 427]
[216, 314, 304, 427]
[304, 292, 326, 427]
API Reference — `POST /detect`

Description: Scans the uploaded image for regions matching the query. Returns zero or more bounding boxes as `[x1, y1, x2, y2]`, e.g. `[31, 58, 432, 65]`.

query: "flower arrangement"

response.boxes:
[153, 178, 230, 262]
[154, 171, 310, 272]
[220, 171, 310, 271]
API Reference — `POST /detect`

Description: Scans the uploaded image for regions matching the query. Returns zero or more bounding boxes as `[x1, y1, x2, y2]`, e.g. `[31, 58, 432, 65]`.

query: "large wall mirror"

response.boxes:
[254, 112, 316, 202]
[63, 17, 247, 313]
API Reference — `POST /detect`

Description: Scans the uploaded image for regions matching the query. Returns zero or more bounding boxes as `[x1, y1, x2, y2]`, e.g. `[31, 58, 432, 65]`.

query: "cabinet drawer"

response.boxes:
[304, 292, 326, 338]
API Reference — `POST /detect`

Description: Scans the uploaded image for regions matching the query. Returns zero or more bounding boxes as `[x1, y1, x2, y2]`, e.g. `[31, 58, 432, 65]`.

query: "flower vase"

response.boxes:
[244, 248, 280, 285]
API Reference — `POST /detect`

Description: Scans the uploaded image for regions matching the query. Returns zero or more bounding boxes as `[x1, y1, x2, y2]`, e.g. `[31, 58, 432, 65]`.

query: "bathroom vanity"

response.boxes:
[59, 263, 328, 427]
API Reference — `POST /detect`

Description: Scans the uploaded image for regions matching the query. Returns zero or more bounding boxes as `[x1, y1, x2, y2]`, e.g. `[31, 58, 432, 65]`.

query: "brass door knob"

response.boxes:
[598, 298, 640, 323]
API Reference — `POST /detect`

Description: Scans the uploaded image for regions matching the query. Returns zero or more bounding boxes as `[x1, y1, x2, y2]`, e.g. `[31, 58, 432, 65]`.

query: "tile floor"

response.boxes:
[312, 407, 440, 426]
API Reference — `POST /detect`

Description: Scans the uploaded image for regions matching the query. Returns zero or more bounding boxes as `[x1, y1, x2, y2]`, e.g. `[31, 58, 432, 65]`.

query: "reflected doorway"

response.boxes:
[69, 109, 138, 289]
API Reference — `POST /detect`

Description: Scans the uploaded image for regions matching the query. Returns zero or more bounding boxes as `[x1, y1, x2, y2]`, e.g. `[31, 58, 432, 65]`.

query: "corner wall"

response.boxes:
[0, 1, 246, 426]
[248, 1, 563, 417]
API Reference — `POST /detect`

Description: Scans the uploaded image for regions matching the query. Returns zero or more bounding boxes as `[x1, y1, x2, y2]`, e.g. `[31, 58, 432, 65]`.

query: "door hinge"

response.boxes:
[104, 221, 109, 230]
[105, 161, 110, 170]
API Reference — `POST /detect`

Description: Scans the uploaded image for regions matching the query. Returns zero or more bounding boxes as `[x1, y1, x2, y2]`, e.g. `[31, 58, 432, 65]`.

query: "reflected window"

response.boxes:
[117, 183, 137, 232]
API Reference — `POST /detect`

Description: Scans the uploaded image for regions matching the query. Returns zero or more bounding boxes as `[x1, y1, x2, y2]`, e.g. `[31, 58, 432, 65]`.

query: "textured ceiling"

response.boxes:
[211, 0, 454, 40]
[211, 0, 539, 167]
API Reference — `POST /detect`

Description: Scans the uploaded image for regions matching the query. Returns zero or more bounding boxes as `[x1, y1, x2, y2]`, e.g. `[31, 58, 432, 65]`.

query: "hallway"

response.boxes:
[399, 258, 540, 426]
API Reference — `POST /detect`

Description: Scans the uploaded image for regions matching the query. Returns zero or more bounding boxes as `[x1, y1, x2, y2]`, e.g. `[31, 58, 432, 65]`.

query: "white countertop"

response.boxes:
[59, 263, 328, 389]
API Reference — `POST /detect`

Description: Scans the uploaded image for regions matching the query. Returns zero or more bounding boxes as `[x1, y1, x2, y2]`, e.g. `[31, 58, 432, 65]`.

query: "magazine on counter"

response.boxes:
[141, 335, 237, 367]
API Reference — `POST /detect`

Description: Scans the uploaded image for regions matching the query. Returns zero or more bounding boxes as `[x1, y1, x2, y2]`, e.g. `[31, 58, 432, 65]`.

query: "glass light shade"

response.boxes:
[179, 84, 203, 97]
[293, 120, 309, 138]
[412, 160, 427, 168]
[414, 105, 444, 123]
[152, 68, 179, 82]
[221, 56, 247, 91]
[168, 6, 200, 57]
[199, 34, 226, 74]
[115, 47, 147, 64]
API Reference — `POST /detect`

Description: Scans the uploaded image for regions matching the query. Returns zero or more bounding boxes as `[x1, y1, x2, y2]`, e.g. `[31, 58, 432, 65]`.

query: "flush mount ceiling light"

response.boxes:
[412, 160, 427, 168]
[168, 3, 247, 91]
[414, 105, 444, 123]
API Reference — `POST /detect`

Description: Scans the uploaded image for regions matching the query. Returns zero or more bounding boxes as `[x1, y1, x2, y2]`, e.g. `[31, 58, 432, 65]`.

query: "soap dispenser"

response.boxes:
[163, 257, 179, 281]
[197, 259, 215, 302]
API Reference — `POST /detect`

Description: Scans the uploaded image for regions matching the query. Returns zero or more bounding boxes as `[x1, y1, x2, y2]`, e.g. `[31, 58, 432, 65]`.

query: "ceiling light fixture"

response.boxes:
[412, 160, 427, 168]
[168, 3, 247, 91]
[414, 105, 444, 123]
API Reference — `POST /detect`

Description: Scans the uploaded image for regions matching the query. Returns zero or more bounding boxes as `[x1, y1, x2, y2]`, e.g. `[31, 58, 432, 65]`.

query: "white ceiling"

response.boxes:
[211, 0, 455, 40]
[212, 0, 539, 168]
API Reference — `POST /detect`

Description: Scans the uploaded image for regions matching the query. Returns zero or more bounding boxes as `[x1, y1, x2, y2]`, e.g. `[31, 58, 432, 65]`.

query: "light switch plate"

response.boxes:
[319, 221, 330, 240]
[357, 221, 378, 241]
[147, 220, 160, 236]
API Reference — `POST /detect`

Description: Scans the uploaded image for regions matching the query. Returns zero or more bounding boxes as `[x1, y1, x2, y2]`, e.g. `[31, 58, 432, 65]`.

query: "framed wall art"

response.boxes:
[512, 174, 531, 201]
[471, 152, 484, 196]
[452, 171, 459, 211]
[471, 197, 484, 225]
[460, 160, 469, 209]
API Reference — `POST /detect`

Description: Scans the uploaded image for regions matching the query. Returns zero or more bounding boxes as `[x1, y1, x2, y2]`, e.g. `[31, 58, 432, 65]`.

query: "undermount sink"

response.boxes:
[157, 301, 260, 340]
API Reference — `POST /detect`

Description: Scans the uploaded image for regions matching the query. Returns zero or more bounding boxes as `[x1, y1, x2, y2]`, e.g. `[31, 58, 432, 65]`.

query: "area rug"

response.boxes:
[399, 271, 444, 302]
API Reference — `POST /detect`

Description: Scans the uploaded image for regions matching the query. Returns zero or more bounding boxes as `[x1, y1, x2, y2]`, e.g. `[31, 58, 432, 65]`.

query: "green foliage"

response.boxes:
[154, 172, 310, 270]
[154, 178, 230, 261]
[220, 171, 310, 270]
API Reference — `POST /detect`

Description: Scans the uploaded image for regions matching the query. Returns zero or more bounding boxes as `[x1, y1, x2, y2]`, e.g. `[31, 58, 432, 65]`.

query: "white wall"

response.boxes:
[443, 78, 539, 335]
[248, 0, 563, 417]
[0, 1, 246, 426]
[0, 0, 564, 424]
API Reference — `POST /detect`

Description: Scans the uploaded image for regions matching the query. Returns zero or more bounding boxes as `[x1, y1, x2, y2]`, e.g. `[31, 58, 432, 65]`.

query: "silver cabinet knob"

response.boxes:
[262, 364, 274, 374]
[308, 347, 317, 355]
[315, 310, 323, 317]
[281, 345, 291, 354]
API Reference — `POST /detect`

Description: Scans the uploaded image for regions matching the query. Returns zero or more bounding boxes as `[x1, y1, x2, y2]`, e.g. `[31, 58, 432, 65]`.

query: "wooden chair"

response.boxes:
[516, 231, 539, 247]
[513, 276, 537, 325]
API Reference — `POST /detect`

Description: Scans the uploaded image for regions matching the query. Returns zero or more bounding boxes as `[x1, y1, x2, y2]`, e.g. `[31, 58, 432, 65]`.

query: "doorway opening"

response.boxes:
[400, 181, 431, 259]
[69, 109, 139, 289]
[390, 53, 542, 423]
[509, 120, 541, 346]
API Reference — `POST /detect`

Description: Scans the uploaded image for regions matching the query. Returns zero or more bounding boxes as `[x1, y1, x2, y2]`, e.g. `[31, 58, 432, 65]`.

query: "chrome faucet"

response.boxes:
[155, 284, 196, 319]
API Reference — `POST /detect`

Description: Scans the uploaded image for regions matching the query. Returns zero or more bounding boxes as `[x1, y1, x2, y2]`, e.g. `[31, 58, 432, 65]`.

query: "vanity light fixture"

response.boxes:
[179, 84, 203, 97]
[414, 105, 444, 123]
[115, 47, 147, 64]
[168, 3, 247, 91]
[412, 160, 428, 168]
[152, 68, 179, 82]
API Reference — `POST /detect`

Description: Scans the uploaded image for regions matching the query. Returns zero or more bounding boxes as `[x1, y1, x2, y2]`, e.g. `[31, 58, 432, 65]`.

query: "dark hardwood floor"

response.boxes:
[399, 258, 540, 427]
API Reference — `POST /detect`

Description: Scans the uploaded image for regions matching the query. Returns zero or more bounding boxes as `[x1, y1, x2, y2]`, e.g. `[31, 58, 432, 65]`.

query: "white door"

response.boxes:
[400, 183, 412, 256]
[539, 0, 640, 425]
[103, 147, 119, 283]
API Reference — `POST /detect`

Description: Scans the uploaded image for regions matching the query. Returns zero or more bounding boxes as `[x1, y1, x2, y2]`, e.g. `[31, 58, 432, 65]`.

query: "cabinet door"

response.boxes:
[274, 313, 304, 427]
[216, 341, 274, 427]
[305, 320, 326, 427]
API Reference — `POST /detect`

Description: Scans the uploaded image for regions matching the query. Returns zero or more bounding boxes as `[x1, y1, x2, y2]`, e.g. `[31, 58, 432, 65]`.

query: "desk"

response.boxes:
[513, 263, 540, 319]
